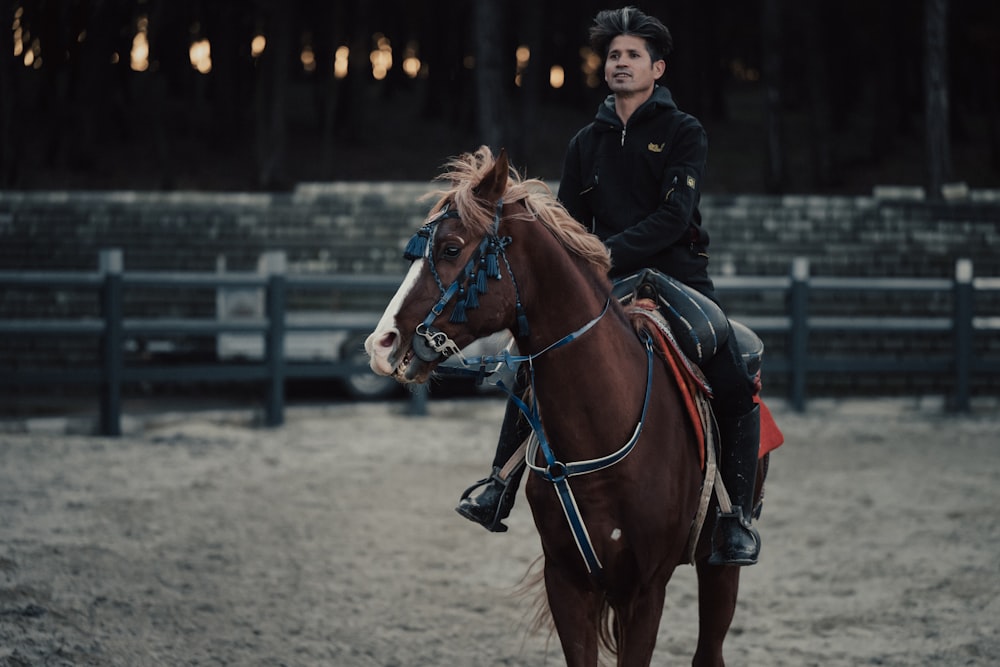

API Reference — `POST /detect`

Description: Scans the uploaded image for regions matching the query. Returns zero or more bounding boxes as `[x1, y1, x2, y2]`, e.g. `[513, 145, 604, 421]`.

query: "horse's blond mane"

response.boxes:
[422, 146, 612, 275]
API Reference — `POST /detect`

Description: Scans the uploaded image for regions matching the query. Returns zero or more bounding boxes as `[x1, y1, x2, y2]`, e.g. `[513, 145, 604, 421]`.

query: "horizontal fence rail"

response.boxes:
[1, 249, 998, 435]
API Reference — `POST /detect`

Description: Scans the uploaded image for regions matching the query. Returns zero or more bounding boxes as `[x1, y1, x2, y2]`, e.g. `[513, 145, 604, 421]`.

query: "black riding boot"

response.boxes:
[709, 404, 762, 565]
[455, 392, 531, 532]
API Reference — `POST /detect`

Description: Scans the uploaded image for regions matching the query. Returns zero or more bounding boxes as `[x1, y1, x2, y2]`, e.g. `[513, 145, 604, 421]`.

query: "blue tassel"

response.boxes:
[450, 297, 467, 323]
[486, 248, 499, 278]
[403, 226, 430, 261]
[476, 267, 489, 293]
[465, 284, 479, 309]
[516, 304, 530, 337]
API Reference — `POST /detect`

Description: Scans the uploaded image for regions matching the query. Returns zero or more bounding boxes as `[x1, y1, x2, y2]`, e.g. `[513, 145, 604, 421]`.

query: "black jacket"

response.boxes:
[558, 85, 714, 296]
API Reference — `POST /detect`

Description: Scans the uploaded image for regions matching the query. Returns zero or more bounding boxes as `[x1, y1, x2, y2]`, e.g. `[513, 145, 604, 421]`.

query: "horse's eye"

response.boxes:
[441, 245, 462, 260]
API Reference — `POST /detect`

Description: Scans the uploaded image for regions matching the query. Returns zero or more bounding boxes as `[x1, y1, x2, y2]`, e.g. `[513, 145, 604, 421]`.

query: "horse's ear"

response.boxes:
[476, 147, 509, 202]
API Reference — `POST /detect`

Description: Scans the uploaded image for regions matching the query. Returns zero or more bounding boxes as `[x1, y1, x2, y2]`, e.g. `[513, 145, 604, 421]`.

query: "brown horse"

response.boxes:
[365, 146, 760, 666]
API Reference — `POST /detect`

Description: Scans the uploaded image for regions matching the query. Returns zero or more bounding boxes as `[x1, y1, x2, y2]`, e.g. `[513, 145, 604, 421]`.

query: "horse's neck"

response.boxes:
[518, 233, 610, 353]
[516, 258, 649, 451]
[516, 254, 613, 359]
[523, 297, 638, 387]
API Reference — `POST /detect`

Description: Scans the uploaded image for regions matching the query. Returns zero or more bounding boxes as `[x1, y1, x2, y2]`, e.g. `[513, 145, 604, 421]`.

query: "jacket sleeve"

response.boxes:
[603, 119, 707, 275]
[557, 134, 591, 229]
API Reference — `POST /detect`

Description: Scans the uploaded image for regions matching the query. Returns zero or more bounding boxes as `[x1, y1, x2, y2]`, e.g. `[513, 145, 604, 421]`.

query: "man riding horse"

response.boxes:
[456, 6, 762, 567]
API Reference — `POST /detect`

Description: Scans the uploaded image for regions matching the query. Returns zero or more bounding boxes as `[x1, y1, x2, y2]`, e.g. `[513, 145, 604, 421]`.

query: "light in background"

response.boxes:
[251, 34, 266, 58]
[334, 45, 349, 79]
[580, 46, 602, 88]
[549, 64, 565, 89]
[190, 38, 212, 74]
[369, 33, 392, 80]
[130, 15, 149, 72]
[514, 45, 530, 86]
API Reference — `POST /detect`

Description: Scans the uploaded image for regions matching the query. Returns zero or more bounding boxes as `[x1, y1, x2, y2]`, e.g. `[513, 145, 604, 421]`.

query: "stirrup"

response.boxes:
[708, 507, 760, 566]
[455, 473, 513, 533]
[458, 474, 494, 502]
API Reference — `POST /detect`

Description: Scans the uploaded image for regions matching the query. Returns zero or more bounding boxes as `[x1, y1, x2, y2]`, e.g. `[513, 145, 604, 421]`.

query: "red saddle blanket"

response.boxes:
[628, 301, 784, 469]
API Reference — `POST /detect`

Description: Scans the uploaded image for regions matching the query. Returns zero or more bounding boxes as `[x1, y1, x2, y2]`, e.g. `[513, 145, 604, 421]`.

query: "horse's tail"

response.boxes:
[516, 556, 621, 659]
[515, 556, 552, 638]
[598, 599, 619, 658]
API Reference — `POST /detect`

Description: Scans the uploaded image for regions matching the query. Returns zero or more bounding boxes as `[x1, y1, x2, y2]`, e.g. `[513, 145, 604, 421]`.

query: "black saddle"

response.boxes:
[613, 269, 763, 378]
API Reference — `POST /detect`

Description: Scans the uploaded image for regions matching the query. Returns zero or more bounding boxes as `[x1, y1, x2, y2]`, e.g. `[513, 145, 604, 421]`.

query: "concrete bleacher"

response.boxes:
[2, 184, 999, 398]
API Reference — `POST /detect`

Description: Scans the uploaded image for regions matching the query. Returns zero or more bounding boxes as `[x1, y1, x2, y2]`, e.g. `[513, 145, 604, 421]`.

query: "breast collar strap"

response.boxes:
[495, 329, 656, 577]
[508, 328, 654, 481]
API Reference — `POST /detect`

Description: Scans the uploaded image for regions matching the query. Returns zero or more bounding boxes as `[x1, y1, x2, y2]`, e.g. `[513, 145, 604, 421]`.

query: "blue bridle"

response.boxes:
[404, 199, 529, 363]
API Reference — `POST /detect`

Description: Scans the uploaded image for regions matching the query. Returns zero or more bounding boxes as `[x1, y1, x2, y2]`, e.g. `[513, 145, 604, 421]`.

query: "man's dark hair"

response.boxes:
[589, 6, 673, 63]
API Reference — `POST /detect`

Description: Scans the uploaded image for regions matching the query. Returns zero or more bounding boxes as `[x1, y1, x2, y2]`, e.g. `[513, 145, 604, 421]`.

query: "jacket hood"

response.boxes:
[595, 85, 678, 127]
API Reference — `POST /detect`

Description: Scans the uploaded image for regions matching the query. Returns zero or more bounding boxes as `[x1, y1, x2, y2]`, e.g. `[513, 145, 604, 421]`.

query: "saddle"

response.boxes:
[616, 269, 782, 463]
[613, 268, 762, 377]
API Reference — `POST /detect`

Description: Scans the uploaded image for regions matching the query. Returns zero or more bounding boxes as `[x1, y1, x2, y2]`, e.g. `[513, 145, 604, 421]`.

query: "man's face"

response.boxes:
[604, 34, 665, 97]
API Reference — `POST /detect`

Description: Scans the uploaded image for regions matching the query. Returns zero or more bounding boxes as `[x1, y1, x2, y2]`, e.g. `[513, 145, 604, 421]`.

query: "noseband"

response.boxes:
[403, 198, 529, 362]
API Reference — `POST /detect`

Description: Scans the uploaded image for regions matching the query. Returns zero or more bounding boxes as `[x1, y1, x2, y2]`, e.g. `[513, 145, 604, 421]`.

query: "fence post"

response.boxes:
[953, 258, 973, 413]
[789, 257, 810, 412]
[408, 383, 429, 416]
[99, 249, 124, 436]
[264, 251, 287, 427]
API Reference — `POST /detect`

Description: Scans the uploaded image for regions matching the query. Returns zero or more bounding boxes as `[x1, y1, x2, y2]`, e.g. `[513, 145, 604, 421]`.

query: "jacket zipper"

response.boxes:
[621, 126, 627, 146]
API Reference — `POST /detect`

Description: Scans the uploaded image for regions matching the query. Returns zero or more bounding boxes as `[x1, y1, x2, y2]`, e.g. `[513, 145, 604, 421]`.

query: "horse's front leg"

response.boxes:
[614, 582, 667, 667]
[692, 560, 740, 667]
[544, 561, 601, 666]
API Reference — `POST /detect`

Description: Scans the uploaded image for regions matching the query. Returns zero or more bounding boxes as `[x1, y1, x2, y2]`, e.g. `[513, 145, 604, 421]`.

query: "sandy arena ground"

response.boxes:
[1, 395, 998, 666]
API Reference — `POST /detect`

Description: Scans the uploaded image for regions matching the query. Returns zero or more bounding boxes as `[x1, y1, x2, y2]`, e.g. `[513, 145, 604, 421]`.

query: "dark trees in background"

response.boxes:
[472, 0, 505, 153]
[924, 0, 951, 199]
[801, 1, 835, 189]
[254, 0, 292, 189]
[510, 0, 543, 169]
[0, 0, 997, 193]
[0, 0, 14, 186]
[760, 0, 784, 193]
[311, 2, 353, 180]
[658, 0, 729, 124]
[925, 0, 952, 199]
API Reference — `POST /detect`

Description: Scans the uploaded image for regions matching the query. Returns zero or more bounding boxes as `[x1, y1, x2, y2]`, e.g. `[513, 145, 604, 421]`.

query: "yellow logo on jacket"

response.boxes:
[647, 142, 665, 153]
[686, 175, 696, 189]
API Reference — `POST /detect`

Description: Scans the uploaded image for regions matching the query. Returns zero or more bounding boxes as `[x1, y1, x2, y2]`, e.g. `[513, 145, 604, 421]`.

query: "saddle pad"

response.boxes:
[757, 399, 784, 457]
[628, 301, 784, 462]
[629, 302, 711, 469]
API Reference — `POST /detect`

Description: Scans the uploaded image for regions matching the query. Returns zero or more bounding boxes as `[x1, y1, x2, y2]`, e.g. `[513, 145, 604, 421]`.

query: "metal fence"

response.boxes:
[715, 257, 1000, 411]
[2, 249, 997, 435]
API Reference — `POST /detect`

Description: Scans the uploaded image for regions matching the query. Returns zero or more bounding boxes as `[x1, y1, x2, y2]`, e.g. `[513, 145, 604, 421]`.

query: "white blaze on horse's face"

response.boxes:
[364, 258, 426, 376]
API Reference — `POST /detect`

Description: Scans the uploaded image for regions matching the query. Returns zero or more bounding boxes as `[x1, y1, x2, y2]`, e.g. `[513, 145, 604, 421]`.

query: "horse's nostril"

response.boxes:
[379, 331, 397, 349]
